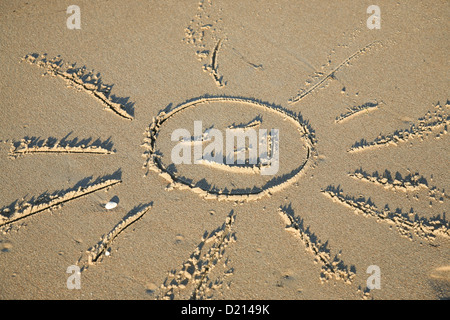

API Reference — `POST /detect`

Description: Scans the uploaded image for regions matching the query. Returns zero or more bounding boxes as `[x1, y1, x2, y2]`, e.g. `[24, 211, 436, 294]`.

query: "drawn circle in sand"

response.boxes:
[142, 96, 317, 201]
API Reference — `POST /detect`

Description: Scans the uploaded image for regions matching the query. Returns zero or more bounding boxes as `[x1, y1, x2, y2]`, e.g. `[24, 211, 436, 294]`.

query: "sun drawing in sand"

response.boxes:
[1, 12, 448, 300]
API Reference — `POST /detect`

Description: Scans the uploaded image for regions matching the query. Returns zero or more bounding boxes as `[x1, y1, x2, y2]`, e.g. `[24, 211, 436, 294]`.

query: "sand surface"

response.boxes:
[0, 0, 449, 300]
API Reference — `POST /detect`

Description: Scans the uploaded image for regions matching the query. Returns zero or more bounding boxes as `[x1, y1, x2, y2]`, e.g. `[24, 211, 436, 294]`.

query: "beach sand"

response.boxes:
[0, 0, 448, 300]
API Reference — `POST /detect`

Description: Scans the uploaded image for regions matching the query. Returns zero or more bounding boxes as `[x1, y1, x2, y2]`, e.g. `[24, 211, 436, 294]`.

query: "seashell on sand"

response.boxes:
[105, 201, 118, 210]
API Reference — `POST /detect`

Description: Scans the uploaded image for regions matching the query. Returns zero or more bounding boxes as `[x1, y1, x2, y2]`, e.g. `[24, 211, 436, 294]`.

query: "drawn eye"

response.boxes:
[142, 96, 317, 202]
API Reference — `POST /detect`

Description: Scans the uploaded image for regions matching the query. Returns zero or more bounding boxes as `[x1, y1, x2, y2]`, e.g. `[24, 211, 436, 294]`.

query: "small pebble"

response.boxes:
[105, 201, 118, 210]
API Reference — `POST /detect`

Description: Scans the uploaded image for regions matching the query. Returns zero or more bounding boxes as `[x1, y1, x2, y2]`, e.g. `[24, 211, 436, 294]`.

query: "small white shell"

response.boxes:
[105, 201, 118, 210]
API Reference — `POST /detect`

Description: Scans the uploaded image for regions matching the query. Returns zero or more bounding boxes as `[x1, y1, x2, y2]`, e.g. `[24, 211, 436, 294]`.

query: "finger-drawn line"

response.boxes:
[80, 203, 153, 269]
[22, 54, 134, 120]
[227, 115, 262, 130]
[196, 158, 266, 175]
[203, 38, 226, 87]
[349, 102, 449, 152]
[288, 41, 382, 105]
[231, 47, 263, 70]
[0, 177, 121, 227]
[335, 102, 380, 123]
[9, 135, 115, 158]
[322, 185, 449, 241]
[278, 205, 355, 284]
[158, 210, 236, 300]
[349, 168, 448, 204]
